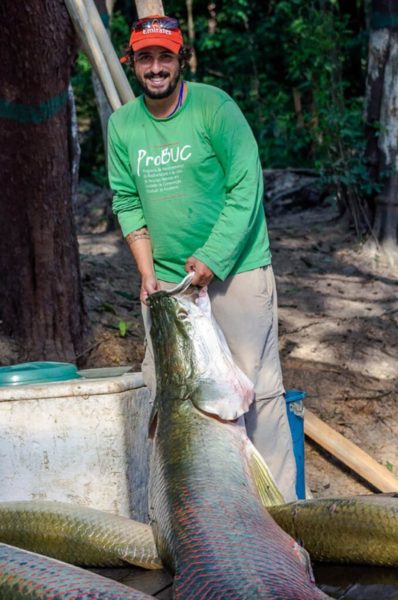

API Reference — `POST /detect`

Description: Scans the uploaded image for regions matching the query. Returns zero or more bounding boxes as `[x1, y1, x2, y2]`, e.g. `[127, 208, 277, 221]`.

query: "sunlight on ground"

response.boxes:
[78, 233, 121, 257]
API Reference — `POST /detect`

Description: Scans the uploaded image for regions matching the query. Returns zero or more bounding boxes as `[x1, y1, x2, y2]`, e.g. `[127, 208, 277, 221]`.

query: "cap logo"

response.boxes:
[143, 28, 172, 35]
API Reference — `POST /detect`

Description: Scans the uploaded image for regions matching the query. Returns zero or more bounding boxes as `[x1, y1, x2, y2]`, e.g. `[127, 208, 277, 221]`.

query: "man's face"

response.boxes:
[133, 45, 181, 100]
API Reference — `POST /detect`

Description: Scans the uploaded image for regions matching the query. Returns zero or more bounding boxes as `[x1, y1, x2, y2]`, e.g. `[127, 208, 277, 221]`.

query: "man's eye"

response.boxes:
[158, 54, 176, 65]
[136, 55, 151, 64]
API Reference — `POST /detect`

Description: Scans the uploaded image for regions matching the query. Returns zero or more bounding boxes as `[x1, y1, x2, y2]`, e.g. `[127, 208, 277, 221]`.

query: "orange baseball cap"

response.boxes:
[121, 16, 183, 62]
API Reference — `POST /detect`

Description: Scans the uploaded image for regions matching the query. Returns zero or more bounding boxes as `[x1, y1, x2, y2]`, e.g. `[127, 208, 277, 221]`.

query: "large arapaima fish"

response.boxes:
[147, 281, 329, 599]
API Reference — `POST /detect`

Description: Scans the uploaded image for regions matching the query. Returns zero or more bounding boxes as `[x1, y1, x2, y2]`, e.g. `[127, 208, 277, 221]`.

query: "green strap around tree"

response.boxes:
[0, 89, 68, 125]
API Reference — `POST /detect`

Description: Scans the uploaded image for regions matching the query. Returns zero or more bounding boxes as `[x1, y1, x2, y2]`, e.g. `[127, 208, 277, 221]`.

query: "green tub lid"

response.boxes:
[0, 361, 81, 386]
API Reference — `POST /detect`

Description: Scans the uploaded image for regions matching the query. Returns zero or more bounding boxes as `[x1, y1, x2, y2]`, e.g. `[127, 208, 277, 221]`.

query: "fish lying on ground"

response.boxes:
[147, 285, 329, 599]
[268, 493, 398, 566]
[0, 500, 161, 569]
[0, 543, 154, 599]
[2, 494, 398, 571]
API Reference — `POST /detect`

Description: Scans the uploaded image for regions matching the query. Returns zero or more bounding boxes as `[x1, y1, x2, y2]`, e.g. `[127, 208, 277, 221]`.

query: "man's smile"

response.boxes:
[133, 47, 182, 100]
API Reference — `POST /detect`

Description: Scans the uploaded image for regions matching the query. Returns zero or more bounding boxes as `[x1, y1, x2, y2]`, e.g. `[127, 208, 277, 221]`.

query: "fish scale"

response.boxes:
[0, 543, 154, 599]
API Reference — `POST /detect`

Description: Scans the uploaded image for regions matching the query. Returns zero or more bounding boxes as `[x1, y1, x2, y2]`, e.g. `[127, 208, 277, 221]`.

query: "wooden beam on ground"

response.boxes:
[134, 0, 164, 18]
[85, 0, 135, 105]
[305, 409, 398, 493]
[65, 0, 122, 111]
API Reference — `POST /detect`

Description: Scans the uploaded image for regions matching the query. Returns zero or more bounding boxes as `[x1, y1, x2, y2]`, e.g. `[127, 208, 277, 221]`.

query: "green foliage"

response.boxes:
[186, 0, 371, 218]
[185, 1, 366, 169]
[118, 320, 128, 337]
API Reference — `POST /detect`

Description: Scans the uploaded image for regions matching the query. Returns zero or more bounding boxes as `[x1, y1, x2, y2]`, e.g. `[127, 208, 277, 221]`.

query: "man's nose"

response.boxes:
[150, 58, 164, 71]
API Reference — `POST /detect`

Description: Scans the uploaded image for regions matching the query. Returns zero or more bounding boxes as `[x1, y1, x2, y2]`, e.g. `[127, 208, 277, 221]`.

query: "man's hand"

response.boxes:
[140, 273, 160, 305]
[185, 257, 214, 287]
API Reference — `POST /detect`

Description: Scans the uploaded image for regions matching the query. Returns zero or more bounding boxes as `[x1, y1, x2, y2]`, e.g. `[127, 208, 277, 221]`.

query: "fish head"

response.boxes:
[148, 290, 198, 399]
[148, 288, 253, 419]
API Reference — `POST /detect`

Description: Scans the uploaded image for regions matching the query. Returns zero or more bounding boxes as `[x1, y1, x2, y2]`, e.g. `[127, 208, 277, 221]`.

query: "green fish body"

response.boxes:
[0, 500, 161, 569]
[269, 493, 398, 566]
[148, 290, 329, 599]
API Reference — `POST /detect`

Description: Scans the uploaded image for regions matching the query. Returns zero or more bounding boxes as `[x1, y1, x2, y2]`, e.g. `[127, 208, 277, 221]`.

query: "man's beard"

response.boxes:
[136, 67, 182, 100]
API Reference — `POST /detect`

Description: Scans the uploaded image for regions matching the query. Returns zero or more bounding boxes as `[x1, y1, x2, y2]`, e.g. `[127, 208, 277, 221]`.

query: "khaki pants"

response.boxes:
[141, 266, 297, 502]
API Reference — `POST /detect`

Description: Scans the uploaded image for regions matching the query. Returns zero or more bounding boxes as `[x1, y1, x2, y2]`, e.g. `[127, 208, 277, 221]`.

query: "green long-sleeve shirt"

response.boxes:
[108, 81, 271, 282]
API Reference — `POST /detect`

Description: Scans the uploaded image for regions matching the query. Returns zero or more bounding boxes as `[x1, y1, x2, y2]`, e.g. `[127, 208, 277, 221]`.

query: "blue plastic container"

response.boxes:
[285, 389, 306, 499]
[0, 362, 80, 387]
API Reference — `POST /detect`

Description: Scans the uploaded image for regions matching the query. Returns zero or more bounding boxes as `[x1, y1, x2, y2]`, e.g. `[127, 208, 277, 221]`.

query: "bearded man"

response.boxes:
[108, 16, 297, 501]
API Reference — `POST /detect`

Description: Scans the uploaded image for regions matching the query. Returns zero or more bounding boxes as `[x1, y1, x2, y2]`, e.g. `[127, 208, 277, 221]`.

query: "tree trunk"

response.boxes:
[365, 0, 398, 262]
[0, 0, 87, 362]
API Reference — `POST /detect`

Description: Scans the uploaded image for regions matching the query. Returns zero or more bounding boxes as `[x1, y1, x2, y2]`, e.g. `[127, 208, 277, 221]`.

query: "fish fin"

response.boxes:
[246, 440, 285, 507]
[192, 379, 253, 421]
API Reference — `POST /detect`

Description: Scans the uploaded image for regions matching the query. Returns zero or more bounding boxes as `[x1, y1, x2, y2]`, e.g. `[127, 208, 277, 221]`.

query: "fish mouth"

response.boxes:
[165, 273, 195, 296]
[148, 273, 195, 304]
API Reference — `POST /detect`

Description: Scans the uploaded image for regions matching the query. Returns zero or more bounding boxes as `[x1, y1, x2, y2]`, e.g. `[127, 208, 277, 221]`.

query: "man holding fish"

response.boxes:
[108, 15, 297, 501]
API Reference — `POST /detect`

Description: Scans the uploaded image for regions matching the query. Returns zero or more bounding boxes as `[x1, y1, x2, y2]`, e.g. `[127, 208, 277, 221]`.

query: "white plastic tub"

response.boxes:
[0, 371, 151, 522]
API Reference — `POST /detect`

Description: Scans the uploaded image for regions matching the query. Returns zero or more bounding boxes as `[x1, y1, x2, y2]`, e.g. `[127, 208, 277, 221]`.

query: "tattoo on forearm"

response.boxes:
[126, 228, 151, 246]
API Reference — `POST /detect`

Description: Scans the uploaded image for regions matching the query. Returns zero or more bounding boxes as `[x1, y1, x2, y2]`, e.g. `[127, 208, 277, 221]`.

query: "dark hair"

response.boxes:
[179, 45, 193, 66]
[124, 44, 193, 69]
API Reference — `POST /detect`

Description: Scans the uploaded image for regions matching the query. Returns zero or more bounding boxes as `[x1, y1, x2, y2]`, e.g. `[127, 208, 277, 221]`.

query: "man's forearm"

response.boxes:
[125, 227, 159, 303]
[125, 227, 155, 278]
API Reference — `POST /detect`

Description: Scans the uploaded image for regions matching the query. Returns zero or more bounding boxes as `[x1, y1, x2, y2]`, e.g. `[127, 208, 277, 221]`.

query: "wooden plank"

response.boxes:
[305, 409, 398, 492]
